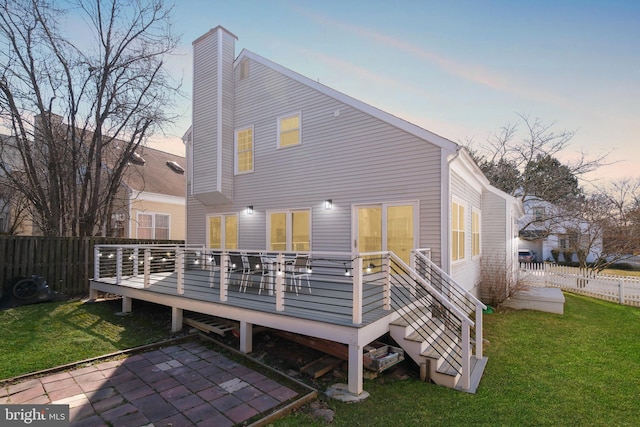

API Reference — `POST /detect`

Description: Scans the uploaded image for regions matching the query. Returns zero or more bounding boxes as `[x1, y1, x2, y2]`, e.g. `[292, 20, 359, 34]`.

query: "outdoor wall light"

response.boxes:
[246, 205, 254, 215]
[324, 199, 333, 210]
[366, 262, 375, 273]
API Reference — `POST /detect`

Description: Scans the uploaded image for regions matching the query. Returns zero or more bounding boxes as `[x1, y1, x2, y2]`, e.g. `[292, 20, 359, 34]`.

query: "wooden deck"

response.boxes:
[89, 245, 483, 396]
[92, 269, 395, 327]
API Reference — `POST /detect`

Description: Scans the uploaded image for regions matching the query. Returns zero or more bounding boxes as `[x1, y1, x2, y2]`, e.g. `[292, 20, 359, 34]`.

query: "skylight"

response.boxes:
[166, 160, 184, 174]
[130, 151, 146, 165]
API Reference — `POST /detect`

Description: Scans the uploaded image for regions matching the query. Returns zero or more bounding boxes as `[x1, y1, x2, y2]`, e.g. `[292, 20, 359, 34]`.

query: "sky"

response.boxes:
[145, 1, 639, 183]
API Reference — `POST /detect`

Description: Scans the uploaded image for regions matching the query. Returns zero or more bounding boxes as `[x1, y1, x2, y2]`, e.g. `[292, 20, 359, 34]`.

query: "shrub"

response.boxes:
[562, 250, 574, 263]
[551, 249, 560, 263]
[479, 253, 525, 307]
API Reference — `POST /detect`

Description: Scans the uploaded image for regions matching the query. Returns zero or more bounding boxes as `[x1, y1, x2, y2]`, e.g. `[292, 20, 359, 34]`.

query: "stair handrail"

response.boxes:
[412, 249, 485, 359]
[386, 252, 474, 328]
[413, 249, 487, 311]
[387, 252, 474, 390]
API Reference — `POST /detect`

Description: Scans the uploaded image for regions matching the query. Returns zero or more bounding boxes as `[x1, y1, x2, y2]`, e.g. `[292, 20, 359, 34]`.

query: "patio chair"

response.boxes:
[287, 255, 312, 295]
[206, 252, 221, 272]
[246, 254, 269, 294]
[206, 252, 221, 287]
[227, 253, 248, 290]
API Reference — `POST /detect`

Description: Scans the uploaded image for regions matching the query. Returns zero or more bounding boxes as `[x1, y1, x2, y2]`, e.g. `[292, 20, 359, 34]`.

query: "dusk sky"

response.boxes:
[146, 1, 638, 183]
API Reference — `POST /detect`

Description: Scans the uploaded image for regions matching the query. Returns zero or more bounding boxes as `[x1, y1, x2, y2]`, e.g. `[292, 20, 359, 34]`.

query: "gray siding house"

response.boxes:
[90, 25, 522, 398]
[185, 26, 522, 298]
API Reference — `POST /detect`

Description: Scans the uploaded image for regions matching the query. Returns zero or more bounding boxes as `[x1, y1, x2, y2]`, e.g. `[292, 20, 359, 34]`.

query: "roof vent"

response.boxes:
[130, 151, 146, 165]
[166, 160, 185, 174]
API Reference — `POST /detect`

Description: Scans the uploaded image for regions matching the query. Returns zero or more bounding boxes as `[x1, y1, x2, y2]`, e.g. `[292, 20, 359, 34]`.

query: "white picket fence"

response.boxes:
[519, 263, 640, 307]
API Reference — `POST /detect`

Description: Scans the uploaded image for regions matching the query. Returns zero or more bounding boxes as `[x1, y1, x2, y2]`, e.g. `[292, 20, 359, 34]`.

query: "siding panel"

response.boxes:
[190, 54, 445, 262]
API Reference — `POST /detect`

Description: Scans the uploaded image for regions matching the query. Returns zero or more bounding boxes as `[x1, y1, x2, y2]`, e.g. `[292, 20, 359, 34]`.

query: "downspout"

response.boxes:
[442, 146, 462, 274]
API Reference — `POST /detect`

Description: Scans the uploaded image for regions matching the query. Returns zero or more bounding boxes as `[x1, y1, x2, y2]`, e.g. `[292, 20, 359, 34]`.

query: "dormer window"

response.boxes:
[166, 160, 185, 174]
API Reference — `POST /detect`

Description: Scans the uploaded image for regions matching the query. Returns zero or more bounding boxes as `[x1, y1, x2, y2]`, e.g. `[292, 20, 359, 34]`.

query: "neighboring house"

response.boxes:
[518, 197, 602, 263]
[0, 129, 186, 239]
[184, 26, 522, 298]
[111, 145, 186, 240]
[0, 134, 32, 235]
[91, 26, 523, 397]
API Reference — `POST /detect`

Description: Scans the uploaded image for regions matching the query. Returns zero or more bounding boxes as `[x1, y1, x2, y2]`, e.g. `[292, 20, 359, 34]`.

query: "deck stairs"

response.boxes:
[384, 250, 488, 393]
[389, 300, 486, 392]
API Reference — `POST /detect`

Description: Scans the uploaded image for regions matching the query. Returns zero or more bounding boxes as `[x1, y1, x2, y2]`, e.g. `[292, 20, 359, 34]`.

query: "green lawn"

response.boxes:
[1, 294, 639, 426]
[276, 293, 640, 426]
[0, 299, 173, 379]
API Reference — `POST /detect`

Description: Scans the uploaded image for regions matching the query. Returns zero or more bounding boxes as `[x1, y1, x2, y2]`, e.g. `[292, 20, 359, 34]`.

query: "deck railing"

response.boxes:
[360, 250, 483, 390]
[93, 244, 482, 388]
[93, 244, 394, 325]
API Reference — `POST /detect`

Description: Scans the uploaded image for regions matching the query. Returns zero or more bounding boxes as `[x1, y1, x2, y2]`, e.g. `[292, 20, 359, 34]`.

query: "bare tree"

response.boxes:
[0, 0, 179, 236]
[552, 179, 640, 273]
[465, 113, 609, 205]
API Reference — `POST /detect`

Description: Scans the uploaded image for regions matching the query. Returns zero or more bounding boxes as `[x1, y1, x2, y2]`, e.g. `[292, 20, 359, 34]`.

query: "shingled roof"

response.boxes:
[121, 145, 185, 198]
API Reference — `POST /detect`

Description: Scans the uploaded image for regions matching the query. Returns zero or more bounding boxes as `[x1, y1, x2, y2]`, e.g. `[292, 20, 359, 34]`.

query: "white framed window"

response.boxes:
[277, 112, 301, 148]
[452, 200, 465, 262]
[137, 213, 170, 239]
[268, 209, 310, 251]
[472, 209, 481, 257]
[235, 126, 254, 174]
[533, 206, 545, 221]
[207, 214, 238, 250]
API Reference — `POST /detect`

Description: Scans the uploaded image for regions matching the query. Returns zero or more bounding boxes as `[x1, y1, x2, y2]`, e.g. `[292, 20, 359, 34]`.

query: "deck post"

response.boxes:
[94, 246, 100, 280]
[132, 248, 139, 276]
[239, 321, 253, 353]
[460, 321, 471, 391]
[143, 249, 151, 288]
[275, 253, 285, 311]
[208, 250, 216, 288]
[475, 305, 483, 359]
[383, 253, 391, 310]
[116, 247, 123, 285]
[122, 296, 132, 313]
[352, 257, 363, 324]
[171, 307, 183, 332]
[220, 253, 229, 301]
[176, 249, 184, 295]
[348, 343, 363, 396]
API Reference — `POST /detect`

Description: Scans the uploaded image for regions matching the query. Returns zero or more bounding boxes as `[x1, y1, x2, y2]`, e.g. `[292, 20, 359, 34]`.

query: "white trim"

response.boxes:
[449, 153, 485, 194]
[441, 151, 451, 271]
[130, 191, 185, 205]
[236, 49, 458, 154]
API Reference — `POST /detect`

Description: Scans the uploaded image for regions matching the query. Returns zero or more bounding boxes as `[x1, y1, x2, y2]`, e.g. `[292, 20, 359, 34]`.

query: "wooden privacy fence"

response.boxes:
[519, 263, 640, 307]
[0, 236, 183, 297]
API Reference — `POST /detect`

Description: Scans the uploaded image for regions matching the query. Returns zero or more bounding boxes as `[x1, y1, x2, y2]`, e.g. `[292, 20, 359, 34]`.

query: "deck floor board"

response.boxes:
[94, 270, 399, 327]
